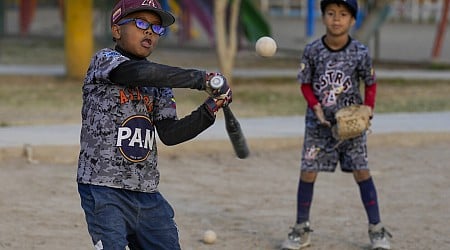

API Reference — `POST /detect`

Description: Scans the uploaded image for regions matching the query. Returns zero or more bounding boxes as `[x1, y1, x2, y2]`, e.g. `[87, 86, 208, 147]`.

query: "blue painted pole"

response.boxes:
[355, 8, 365, 30]
[160, 0, 169, 11]
[306, 0, 315, 38]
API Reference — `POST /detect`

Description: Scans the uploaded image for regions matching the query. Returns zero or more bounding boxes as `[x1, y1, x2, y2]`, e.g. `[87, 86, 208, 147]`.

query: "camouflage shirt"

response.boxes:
[77, 48, 177, 193]
[297, 36, 376, 128]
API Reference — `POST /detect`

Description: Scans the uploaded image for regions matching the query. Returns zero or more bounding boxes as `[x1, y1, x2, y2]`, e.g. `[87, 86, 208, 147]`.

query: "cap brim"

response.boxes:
[122, 7, 175, 27]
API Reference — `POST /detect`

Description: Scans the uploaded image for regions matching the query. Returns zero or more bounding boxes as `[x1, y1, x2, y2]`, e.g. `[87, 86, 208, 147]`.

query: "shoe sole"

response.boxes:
[281, 242, 311, 250]
[372, 242, 391, 250]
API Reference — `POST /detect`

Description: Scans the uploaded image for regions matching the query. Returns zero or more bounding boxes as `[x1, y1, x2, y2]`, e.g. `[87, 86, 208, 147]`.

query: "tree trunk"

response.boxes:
[214, 0, 241, 84]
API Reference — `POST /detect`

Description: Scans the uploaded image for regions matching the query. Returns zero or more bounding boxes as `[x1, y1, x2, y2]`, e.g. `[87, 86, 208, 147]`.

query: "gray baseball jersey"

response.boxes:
[298, 36, 375, 172]
[77, 48, 177, 192]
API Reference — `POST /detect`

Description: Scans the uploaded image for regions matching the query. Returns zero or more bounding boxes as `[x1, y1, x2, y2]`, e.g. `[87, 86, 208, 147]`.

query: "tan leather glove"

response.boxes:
[333, 105, 372, 140]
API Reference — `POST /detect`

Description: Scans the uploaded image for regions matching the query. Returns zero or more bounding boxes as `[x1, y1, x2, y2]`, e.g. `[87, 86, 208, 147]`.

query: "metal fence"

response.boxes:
[0, 0, 112, 38]
[0, 0, 448, 64]
[0, 0, 447, 38]
[260, 0, 445, 23]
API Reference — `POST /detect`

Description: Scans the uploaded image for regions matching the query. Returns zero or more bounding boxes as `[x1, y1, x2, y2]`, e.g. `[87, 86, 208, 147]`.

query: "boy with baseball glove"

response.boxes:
[281, 1, 392, 249]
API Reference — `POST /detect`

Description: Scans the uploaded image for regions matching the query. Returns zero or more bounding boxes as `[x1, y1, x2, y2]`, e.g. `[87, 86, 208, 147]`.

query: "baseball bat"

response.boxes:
[222, 105, 250, 159]
[207, 75, 249, 159]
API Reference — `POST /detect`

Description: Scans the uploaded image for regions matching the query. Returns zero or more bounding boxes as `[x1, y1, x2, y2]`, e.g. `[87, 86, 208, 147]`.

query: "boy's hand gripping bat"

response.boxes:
[208, 75, 250, 159]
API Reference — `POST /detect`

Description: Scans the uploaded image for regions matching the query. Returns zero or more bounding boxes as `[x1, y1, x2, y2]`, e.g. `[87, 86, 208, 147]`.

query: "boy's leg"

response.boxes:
[79, 184, 181, 250]
[357, 175, 380, 225]
[355, 173, 392, 249]
[78, 183, 129, 250]
[281, 172, 317, 250]
[340, 137, 379, 223]
[358, 177, 380, 225]
[342, 138, 392, 249]
[132, 192, 181, 250]
[296, 172, 317, 224]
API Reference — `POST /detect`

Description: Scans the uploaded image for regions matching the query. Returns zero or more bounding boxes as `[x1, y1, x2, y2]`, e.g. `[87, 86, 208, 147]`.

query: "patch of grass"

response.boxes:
[0, 76, 449, 126]
[0, 38, 65, 65]
[173, 78, 305, 117]
[375, 79, 450, 113]
[175, 77, 450, 118]
[0, 76, 82, 125]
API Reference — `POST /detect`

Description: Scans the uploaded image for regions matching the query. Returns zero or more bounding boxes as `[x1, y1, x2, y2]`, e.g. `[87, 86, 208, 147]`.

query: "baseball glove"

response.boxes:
[332, 105, 372, 141]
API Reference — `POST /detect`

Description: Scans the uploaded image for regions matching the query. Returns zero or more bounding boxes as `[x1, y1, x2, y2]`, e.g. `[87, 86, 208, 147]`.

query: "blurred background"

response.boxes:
[1, 4, 449, 250]
[0, 0, 449, 71]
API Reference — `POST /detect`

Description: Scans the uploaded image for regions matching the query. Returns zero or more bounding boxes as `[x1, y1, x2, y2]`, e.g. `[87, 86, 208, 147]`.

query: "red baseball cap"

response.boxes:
[111, 0, 175, 27]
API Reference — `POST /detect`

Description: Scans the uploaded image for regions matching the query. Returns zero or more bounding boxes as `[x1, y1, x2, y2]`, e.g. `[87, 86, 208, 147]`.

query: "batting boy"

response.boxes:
[281, 1, 392, 249]
[77, 0, 231, 249]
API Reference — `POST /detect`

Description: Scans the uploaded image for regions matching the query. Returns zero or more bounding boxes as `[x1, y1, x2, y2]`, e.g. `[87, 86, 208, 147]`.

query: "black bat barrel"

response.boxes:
[223, 106, 250, 159]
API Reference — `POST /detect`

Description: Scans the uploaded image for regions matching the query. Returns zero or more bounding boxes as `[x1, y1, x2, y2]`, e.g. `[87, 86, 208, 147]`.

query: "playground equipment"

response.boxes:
[354, 1, 392, 55]
[17, 0, 64, 36]
[260, 0, 302, 16]
[19, 0, 37, 36]
[64, 0, 93, 79]
[0, 1, 4, 35]
[14, 0, 272, 45]
[395, 0, 442, 23]
[431, 0, 449, 60]
[11, 0, 270, 78]
[354, 0, 449, 61]
[240, 0, 271, 43]
[7, 0, 449, 70]
[173, 0, 271, 45]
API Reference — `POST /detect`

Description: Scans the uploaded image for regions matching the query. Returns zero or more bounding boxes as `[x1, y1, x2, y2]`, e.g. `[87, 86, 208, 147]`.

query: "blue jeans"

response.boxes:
[78, 183, 181, 250]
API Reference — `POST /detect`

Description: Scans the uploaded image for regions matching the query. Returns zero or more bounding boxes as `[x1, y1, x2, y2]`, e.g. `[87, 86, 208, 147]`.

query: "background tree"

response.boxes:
[214, 0, 241, 84]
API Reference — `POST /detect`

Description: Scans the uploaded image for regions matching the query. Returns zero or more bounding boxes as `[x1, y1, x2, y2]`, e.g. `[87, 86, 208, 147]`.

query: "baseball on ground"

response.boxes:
[202, 230, 217, 244]
[255, 36, 277, 57]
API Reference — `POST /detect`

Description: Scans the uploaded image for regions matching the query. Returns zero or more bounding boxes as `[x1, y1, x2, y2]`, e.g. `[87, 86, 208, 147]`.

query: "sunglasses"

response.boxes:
[117, 18, 166, 36]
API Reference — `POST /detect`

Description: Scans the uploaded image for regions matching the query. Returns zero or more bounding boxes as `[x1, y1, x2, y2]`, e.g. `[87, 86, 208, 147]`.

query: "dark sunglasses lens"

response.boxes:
[135, 19, 150, 30]
[152, 25, 165, 35]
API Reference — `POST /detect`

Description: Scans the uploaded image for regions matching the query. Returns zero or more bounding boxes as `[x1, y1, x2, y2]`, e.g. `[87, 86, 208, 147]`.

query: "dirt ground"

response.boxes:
[0, 133, 449, 250]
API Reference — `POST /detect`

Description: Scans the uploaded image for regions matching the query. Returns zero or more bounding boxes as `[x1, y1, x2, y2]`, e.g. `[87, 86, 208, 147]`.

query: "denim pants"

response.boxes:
[78, 183, 181, 250]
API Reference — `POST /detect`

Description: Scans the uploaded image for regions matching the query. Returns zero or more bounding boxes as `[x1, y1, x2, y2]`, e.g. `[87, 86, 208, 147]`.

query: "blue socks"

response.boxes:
[358, 177, 381, 225]
[296, 180, 314, 224]
[296, 177, 381, 225]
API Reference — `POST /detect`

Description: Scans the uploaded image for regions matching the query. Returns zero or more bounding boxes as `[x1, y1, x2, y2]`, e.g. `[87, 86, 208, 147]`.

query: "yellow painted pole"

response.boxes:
[64, 0, 93, 79]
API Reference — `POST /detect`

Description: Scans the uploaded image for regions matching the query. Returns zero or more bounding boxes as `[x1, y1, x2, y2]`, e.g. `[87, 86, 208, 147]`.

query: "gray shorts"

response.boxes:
[301, 126, 368, 173]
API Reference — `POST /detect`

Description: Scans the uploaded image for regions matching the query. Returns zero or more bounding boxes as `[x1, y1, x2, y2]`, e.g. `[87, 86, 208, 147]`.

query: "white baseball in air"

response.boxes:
[202, 230, 217, 244]
[255, 36, 277, 57]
